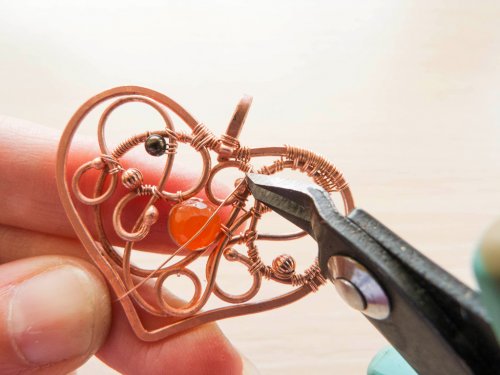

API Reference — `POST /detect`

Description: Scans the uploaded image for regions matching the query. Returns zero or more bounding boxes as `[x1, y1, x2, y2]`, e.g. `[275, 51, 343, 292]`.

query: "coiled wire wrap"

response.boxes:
[285, 145, 349, 192]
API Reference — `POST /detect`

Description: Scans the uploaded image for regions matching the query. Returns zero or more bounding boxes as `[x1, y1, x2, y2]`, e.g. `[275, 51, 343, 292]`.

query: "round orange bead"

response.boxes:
[168, 198, 221, 251]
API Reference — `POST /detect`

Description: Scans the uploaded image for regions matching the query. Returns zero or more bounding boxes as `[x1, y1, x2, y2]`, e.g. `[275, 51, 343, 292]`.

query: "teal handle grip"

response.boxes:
[473, 219, 500, 342]
[474, 252, 500, 340]
[367, 347, 417, 375]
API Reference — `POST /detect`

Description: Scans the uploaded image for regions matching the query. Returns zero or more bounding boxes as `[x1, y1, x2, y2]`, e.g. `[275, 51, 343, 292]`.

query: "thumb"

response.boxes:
[0, 255, 111, 375]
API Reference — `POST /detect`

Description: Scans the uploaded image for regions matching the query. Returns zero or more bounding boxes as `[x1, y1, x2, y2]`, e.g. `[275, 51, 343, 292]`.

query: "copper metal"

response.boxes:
[121, 168, 144, 190]
[56, 86, 355, 341]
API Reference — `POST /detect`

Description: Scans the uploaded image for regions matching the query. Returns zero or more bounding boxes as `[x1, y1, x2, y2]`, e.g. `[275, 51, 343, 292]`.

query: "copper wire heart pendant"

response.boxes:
[56, 86, 354, 341]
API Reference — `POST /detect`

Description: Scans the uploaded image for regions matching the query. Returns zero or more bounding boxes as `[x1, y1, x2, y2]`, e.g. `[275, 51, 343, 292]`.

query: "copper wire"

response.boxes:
[58, 86, 355, 341]
[191, 123, 220, 151]
[112, 132, 150, 159]
[285, 145, 348, 192]
[220, 133, 240, 149]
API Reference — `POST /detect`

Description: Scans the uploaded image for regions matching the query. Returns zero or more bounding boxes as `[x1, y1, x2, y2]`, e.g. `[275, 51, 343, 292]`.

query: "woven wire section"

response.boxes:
[285, 145, 349, 192]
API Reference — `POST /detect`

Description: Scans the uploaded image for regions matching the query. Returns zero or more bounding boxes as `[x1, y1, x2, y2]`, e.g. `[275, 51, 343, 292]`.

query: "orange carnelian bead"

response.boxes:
[168, 198, 221, 251]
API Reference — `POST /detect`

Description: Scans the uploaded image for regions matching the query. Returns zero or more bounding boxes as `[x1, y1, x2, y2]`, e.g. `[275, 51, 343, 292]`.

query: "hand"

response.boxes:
[0, 116, 256, 374]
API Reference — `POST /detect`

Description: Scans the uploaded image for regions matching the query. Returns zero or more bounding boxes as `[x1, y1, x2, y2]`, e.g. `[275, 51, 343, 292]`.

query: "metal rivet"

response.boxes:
[333, 278, 367, 311]
[327, 255, 390, 320]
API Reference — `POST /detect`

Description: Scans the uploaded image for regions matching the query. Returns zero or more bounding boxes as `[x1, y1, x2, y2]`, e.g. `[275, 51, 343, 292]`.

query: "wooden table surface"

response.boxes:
[1, 1, 499, 374]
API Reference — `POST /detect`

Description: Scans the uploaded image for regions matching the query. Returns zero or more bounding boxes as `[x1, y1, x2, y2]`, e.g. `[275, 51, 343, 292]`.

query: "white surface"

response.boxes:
[1, 1, 499, 374]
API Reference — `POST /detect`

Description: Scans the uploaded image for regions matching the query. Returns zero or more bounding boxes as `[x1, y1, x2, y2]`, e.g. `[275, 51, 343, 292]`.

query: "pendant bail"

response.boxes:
[218, 94, 253, 161]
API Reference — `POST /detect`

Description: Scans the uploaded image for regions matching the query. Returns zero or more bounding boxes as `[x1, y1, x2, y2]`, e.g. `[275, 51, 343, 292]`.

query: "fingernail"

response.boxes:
[8, 265, 97, 365]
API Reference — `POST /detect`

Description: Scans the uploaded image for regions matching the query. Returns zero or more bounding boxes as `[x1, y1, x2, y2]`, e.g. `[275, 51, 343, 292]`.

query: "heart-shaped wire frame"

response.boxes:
[56, 86, 355, 341]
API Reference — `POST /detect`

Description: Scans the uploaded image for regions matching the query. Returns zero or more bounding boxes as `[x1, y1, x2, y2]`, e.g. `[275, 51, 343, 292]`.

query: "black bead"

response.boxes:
[145, 134, 167, 156]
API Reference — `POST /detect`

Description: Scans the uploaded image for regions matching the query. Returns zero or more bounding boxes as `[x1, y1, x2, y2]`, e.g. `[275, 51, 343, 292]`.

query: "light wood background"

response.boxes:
[1, 1, 499, 374]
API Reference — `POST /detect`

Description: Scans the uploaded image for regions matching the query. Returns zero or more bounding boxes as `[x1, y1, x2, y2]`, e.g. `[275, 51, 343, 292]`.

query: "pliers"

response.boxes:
[245, 173, 500, 375]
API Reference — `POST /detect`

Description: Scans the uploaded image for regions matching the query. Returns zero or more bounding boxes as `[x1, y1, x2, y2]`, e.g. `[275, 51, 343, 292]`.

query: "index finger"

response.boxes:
[0, 116, 232, 253]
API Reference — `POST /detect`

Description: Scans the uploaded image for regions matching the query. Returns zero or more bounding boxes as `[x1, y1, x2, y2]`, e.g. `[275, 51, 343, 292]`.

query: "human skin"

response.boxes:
[0, 116, 256, 375]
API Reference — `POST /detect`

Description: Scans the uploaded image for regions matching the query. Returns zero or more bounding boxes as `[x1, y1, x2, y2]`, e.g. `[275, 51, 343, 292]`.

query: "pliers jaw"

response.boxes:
[245, 172, 339, 241]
